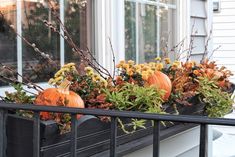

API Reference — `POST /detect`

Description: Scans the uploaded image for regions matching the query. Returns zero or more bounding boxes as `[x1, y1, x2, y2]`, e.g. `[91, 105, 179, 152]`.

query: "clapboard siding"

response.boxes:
[213, 51, 235, 58]
[213, 9, 235, 16]
[214, 23, 235, 30]
[213, 0, 235, 83]
[213, 37, 235, 44]
[220, 1, 235, 9]
[213, 16, 235, 23]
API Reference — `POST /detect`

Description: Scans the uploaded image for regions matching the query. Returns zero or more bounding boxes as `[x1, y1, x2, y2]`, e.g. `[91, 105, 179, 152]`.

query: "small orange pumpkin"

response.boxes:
[147, 71, 172, 101]
[35, 80, 84, 120]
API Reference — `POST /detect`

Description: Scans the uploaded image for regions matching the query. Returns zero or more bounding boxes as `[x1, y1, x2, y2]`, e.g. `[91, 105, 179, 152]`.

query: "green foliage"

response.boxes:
[105, 83, 164, 113]
[4, 83, 34, 104]
[105, 83, 164, 133]
[4, 83, 35, 119]
[197, 78, 234, 117]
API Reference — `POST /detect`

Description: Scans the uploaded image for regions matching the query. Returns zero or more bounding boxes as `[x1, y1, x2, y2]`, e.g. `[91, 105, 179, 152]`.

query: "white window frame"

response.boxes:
[94, 0, 187, 67]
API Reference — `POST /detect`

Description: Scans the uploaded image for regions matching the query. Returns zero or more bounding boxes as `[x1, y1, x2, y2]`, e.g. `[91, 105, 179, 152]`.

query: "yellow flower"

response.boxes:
[87, 71, 94, 76]
[140, 64, 145, 68]
[85, 66, 93, 73]
[142, 71, 149, 81]
[63, 63, 75, 68]
[123, 63, 130, 69]
[95, 77, 101, 82]
[127, 69, 134, 76]
[70, 66, 77, 71]
[48, 78, 55, 85]
[155, 57, 161, 61]
[61, 67, 70, 72]
[142, 66, 150, 71]
[93, 73, 100, 79]
[147, 70, 154, 76]
[54, 76, 63, 82]
[119, 60, 125, 65]
[100, 79, 108, 87]
[136, 69, 141, 74]
[164, 58, 171, 64]
[156, 63, 163, 71]
[128, 60, 135, 65]
[173, 61, 180, 66]
[54, 69, 63, 77]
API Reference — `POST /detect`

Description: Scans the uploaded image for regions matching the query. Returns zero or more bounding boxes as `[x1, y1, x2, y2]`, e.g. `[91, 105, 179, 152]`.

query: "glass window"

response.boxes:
[0, 1, 17, 86]
[22, 0, 60, 82]
[125, 0, 176, 63]
[0, 0, 92, 86]
[64, 0, 91, 72]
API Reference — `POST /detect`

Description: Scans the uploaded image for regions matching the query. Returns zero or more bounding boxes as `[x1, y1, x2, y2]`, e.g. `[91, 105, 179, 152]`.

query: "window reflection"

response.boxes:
[0, 0, 91, 86]
[22, 0, 60, 82]
[0, 1, 17, 86]
[64, 0, 91, 73]
[125, 1, 176, 63]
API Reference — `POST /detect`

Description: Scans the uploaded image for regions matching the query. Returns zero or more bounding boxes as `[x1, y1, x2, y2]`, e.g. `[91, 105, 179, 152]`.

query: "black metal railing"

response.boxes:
[1, 102, 235, 157]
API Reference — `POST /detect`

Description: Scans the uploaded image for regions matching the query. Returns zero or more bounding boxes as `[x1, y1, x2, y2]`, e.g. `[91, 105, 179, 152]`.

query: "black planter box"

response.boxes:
[6, 113, 197, 157]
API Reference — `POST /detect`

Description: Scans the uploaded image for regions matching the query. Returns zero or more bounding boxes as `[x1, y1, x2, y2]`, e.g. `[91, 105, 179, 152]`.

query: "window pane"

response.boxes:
[125, 2, 176, 63]
[64, 0, 91, 72]
[125, 1, 136, 61]
[0, 1, 17, 86]
[160, 0, 176, 5]
[22, 0, 60, 83]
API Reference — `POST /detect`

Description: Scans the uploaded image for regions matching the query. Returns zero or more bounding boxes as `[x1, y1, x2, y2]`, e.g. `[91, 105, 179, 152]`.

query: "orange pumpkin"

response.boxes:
[147, 71, 172, 101]
[35, 80, 84, 120]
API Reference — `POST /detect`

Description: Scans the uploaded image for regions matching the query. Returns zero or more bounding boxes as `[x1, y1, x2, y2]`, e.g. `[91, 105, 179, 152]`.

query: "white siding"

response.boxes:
[213, 0, 235, 83]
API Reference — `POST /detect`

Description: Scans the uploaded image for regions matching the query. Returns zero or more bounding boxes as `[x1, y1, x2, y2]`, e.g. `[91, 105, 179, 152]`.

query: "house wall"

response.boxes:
[124, 127, 200, 157]
[213, 0, 235, 83]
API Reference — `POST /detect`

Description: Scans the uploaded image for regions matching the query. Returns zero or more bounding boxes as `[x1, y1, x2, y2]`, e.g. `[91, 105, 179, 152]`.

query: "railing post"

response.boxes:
[71, 114, 78, 157]
[0, 109, 6, 157]
[199, 123, 207, 157]
[110, 117, 117, 157]
[33, 111, 40, 157]
[153, 120, 160, 157]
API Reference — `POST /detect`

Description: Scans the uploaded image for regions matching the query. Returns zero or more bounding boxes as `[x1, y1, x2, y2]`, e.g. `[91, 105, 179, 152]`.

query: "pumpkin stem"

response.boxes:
[58, 79, 71, 93]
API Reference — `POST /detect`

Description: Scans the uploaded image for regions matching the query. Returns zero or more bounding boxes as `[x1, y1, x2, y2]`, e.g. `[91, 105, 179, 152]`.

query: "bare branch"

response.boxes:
[0, 63, 44, 92]
[46, 0, 115, 83]
[201, 30, 212, 63]
[108, 38, 116, 80]
[186, 20, 196, 61]
[208, 45, 222, 60]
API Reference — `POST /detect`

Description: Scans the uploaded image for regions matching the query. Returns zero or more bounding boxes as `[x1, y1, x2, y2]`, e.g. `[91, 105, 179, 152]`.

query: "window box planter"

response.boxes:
[5, 106, 198, 157]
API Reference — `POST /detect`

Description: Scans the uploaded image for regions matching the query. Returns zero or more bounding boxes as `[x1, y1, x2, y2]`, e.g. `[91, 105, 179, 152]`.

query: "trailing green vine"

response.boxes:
[105, 83, 165, 133]
[197, 78, 234, 118]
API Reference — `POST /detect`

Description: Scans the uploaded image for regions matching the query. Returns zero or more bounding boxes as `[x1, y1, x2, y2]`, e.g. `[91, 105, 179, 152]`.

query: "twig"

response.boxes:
[0, 63, 44, 92]
[201, 30, 212, 63]
[208, 45, 222, 60]
[186, 20, 196, 61]
[108, 38, 116, 79]
[17, 32, 55, 64]
[46, 0, 115, 83]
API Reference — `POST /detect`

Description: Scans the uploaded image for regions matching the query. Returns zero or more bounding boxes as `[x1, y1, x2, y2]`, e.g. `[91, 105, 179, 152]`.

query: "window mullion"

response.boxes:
[126, 0, 176, 9]
[135, 2, 139, 63]
[17, 0, 22, 82]
[60, 0, 65, 66]
[156, 0, 160, 57]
